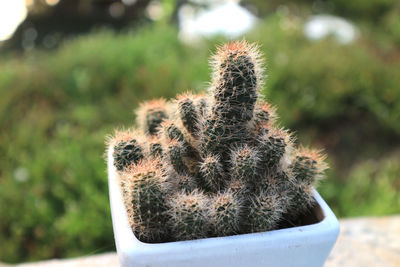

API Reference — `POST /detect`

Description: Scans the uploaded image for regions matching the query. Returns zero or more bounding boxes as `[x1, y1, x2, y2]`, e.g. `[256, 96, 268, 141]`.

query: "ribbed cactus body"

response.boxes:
[253, 101, 276, 135]
[196, 96, 209, 117]
[108, 40, 327, 243]
[136, 99, 169, 135]
[231, 145, 259, 186]
[255, 107, 270, 123]
[246, 192, 284, 233]
[113, 139, 144, 171]
[167, 190, 210, 240]
[286, 182, 315, 218]
[199, 154, 223, 192]
[213, 53, 258, 124]
[149, 141, 163, 158]
[166, 139, 189, 175]
[199, 41, 262, 160]
[177, 94, 200, 137]
[291, 148, 327, 185]
[210, 191, 242, 236]
[170, 174, 197, 193]
[257, 130, 288, 170]
[146, 110, 168, 135]
[199, 118, 227, 156]
[162, 121, 186, 143]
[123, 160, 168, 242]
[292, 156, 318, 183]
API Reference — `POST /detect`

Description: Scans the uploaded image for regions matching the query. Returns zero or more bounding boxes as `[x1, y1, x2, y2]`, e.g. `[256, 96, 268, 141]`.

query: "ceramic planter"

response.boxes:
[108, 147, 340, 267]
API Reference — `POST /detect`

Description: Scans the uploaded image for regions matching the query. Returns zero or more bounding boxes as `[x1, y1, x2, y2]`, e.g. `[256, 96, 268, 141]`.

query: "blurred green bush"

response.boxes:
[321, 152, 400, 217]
[244, 0, 399, 22]
[1, 14, 399, 263]
[251, 17, 400, 133]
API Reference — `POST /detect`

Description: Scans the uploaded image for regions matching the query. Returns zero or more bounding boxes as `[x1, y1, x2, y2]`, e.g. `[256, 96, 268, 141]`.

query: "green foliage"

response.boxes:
[243, 0, 399, 22]
[330, 0, 398, 21]
[247, 15, 400, 134]
[321, 153, 400, 217]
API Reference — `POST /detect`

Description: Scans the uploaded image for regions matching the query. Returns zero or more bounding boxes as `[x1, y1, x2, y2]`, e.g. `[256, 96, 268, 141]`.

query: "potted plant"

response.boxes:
[106, 41, 339, 267]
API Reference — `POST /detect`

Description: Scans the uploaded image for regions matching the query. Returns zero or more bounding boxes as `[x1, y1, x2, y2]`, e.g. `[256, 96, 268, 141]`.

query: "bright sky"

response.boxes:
[179, 0, 257, 43]
[0, 0, 27, 41]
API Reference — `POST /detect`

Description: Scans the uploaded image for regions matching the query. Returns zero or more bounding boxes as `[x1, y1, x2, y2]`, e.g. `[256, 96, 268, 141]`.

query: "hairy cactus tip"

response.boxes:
[291, 147, 328, 186]
[210, 190, 243, 236]
[230, 145, 259, 186]
[247, 191, 285, 233]
[135, 98, 169, 136]
[175, 92, 201, 137]
[199, 40, 264, 161]
[199, 153, 224, 192]
[167, 189, 211, 240]
[253, 100, 277, 134]
[106, 128, 145, 172]
[210, 40, 264, 122]
[257, 127, 295, 171]
[107, 39, 328, 243]
[165, 138, 189, 175]
[121, 159, 169, 242]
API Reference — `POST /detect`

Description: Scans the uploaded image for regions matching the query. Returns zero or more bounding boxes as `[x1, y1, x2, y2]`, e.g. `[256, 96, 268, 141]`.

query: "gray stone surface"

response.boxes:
[326, 215, 400, 267]
[3, 215, 399, 266]
[15, 252, 119, 267]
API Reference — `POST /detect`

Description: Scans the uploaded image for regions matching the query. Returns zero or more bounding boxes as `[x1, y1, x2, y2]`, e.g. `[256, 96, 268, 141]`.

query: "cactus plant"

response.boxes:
[107, 40, 328, 243]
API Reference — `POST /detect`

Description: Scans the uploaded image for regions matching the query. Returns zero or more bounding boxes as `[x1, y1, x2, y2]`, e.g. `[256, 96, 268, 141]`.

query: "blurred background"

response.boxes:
[0, 0, 399, 264]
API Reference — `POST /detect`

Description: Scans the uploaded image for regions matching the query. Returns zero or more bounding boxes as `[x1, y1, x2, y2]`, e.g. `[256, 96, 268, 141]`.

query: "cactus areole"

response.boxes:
[106, 41, 328, 243]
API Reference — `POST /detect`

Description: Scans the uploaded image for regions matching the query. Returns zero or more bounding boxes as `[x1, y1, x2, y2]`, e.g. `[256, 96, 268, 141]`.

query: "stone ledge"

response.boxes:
[13, 253, 118, 267]
[326, 215, 400, 267]
[4, 215, 400, 266]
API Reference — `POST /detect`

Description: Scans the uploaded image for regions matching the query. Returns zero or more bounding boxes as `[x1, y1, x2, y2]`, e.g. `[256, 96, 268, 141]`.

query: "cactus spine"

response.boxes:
[167, 190, 210, 240]
[210, 191, 242, 236]
[107, 40, 328, 243]
[136, 99, 169, 135]
[177, 93, 201, 137]
[121, 159, 169, 242]
[107, 129, 144, 172]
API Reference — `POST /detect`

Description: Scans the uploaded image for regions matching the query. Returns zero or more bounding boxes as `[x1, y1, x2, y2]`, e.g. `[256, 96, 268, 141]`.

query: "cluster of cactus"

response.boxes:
[107, 41, 327, 243]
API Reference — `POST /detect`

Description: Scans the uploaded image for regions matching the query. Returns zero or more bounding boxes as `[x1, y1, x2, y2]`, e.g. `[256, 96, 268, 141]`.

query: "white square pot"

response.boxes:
[108, 148, 340, 267]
